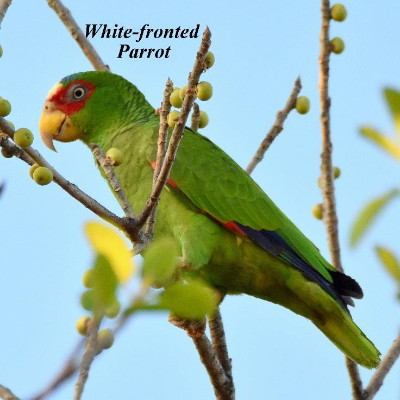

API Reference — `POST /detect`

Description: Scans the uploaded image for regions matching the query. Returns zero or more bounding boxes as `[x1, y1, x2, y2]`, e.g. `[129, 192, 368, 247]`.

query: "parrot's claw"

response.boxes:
[168, 313, 206, 338]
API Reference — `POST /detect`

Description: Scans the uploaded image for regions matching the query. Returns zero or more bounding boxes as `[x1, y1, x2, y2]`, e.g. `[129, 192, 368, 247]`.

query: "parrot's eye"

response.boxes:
[70, 85, 87, 101]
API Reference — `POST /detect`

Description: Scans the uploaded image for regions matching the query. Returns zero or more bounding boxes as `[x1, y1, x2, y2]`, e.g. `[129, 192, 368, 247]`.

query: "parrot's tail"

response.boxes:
[313, 309, 381, 369]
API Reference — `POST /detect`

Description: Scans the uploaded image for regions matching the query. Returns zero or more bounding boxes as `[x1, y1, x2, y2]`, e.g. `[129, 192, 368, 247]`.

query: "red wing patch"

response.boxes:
[221, 221, 246, 235]
[150, 161, 246, 237]
[151, 161, 179, 189]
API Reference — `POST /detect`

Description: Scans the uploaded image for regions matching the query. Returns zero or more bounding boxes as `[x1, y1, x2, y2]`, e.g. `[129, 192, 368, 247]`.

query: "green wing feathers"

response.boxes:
[172, 129, 335, 280]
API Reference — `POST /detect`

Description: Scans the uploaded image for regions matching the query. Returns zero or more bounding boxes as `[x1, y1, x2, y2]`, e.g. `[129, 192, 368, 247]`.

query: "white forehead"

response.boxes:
[46, 83, 63, 100]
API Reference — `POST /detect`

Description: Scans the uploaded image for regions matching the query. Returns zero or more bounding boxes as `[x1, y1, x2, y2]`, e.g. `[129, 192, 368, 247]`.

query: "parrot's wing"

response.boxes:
[168, 129, 362, 307]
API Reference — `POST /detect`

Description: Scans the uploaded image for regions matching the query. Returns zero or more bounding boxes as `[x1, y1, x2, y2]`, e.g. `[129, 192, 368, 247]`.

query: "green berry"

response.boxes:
[312, 204, 323, 220]
[168, 110, 180, 128]
[82, 269, 94, 288]
[76, 316, 91, 336]
[333, 166, 341, 179]
[6, 120, 14, 130]
[81, 290, 94, 311]
[1, 147, 13, 158]
[106, 147, 123, 166]
[170, 89, 183, 108]
[0, 45, 3, 58]
[330, 4, 347, 22]
[204, 51, 215, 69]
[198, 111, 209, 129]
[296, 96, 310, 114]
[197, 81, 213, 101]
[179, 85, 188, 100]
[14, 128, 33, 148]
[0, 98, 11, 117]
[33, 166, 53, 186]
[105, 300, 120, 319]
[97, 329, 114, 349]
[330, 37, 345, 54]
[29, 163, 40, 179]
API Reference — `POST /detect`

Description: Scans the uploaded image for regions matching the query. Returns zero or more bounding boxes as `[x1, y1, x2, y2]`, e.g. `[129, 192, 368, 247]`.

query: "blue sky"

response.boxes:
[1, 1, 399, 399]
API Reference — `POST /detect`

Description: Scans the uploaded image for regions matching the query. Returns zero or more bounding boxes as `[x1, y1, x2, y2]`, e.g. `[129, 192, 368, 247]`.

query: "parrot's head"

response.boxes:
[39, 71, 152, 151]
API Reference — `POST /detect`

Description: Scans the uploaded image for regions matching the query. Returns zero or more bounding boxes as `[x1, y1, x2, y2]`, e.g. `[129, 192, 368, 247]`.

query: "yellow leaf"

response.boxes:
[350, 188, 399, 247]
[375, 246, 400, 283]
[85, 221, 134, 283]
[360, 126, 400, 161]
[383, 88, 400, 136]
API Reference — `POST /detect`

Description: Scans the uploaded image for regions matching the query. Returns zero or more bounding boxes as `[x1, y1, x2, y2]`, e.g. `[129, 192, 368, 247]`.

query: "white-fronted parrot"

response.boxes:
[39, 71, 380, 368]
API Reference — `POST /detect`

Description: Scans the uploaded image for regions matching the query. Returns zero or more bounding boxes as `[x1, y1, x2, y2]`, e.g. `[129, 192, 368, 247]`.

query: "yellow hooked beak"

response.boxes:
[39, 101, 81, 151]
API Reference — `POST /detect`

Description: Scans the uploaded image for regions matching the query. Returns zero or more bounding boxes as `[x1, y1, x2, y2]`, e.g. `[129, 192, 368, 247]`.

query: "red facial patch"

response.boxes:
[48, 80, 95, 116]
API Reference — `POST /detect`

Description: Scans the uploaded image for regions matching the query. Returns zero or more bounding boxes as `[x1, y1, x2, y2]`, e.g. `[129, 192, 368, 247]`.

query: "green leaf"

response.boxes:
[350, 188, 399, 247]
[80, 254, 118, 316]
[360, 126, 400, 161]
[375, 246, 400, 283]
[92, 254, 118, 311]
[384, 87, 400, 135]
[142, 238, 180, 286]
[160, 279, 218, 320]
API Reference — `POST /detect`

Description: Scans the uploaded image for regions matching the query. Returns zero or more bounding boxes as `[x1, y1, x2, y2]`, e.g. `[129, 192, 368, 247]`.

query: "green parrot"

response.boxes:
[39, 71, 380, 368]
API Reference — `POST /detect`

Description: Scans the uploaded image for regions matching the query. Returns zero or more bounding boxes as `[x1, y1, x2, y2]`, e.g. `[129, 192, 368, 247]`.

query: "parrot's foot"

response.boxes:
[169, 313, 206, 338]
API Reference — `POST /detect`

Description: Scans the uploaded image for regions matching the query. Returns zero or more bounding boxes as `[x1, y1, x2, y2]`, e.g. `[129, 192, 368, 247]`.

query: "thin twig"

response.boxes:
[246, 77, 302, 174]
[46, 0, 109, 71]
[74, 318, 101, 400]
[0, 0, 11, 28]
[364, 334, 400, 400]
[318, 1, 363, 397]
[0, 385, 20, 400]
[29, 340, 84, 400]
[137, 27, 212, 227]
[145, 78, 173, 236]
[346, 357, 364, 399]
[319, 1, 343, 271]
[0, 0, 12, 27]
[30, 291, 143, 400]
[191, 102, 200, 131]
[209, 308, 233, 384]
[193, 335, 234, 400]
[91, 144, 135, 219]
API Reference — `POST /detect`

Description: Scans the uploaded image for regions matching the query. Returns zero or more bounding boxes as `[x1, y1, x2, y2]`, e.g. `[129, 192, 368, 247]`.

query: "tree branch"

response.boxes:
[318, 1, 364, 397]
[245, 76, 302, 174]
[193, 335, 234, 400]
[0, 118, 145, 244]
[137, 27, 211, 227]
[145, 78, 173, 237]
[29, 340, 83, 400]
[0, 0, 12, 27]
[0, 385, 20, 400]
[46, 0, 109, 71]
[364, 334, 400, 399]
[191, 102, 200, 131]
[319, 1, 342, 272]
[73, 317, 101, 400]
[90, 144, 136, 219]
[209, 308, 233, 384]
